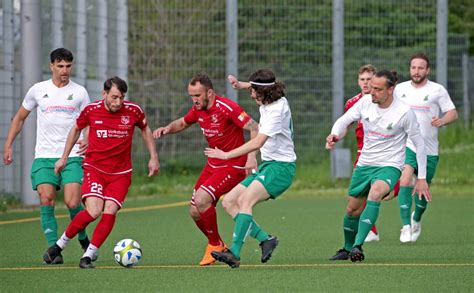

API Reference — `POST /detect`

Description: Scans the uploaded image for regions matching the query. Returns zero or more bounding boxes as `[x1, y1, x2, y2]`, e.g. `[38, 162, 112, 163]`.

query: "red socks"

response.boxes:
[65, 210, 95, 239]
[196, 206, 222, 246]
[91, 213, 116, 248]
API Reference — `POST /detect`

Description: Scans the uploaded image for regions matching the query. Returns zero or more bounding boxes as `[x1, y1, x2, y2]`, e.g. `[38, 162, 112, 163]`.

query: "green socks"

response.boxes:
[230, 213, 253, 259]
[398, 186, 413, 225]
[413, 196, 428, 222]
[40, 205, 58, 246]
[343, 215, 360, 251]
[68, 205, 87, 240]
[354, 200, 380, 246]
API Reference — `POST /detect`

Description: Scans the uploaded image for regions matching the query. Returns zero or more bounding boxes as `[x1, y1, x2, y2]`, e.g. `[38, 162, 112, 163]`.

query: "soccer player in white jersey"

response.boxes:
[3, 48, 91, 264]
[205, 69, 296, 268]
[394, 53, 458, 243]
[327, 70, 430, 262]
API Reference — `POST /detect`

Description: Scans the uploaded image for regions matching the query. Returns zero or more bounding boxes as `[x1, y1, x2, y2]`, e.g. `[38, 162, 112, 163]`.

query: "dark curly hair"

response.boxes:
[249, 69, 285, 105]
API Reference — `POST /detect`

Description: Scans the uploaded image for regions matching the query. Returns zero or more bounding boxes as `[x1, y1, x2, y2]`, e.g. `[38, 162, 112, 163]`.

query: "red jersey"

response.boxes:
[184, 95, 250, 168]
[344, 92, 365, 151]
[77, 100, 147, 174]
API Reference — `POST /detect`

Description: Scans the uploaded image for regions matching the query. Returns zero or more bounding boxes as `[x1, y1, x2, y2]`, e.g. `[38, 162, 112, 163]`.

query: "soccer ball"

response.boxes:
[113, 239, 142, 268]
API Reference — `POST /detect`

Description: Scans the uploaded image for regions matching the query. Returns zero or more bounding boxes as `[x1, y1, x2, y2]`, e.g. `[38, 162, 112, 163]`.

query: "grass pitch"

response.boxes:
[0, 193, 472, 292]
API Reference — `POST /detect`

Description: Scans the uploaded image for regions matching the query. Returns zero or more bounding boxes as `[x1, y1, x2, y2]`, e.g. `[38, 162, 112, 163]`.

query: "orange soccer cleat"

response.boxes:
[199, 242, 226, 266]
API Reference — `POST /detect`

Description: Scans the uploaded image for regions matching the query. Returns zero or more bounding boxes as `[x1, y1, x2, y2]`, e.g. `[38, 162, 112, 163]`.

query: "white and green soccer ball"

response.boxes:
[113, 239, 142, 268]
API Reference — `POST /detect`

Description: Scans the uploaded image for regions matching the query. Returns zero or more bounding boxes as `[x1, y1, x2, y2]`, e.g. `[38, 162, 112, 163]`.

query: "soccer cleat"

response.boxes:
[199, 242, 226, 266]
[400, 225, 411, 243]
[364, 230, 380, 242]
[43, 244, 63, 264]
[329, 248, 350, 261]
[211, 249, 240, 268]
[410, 212, 422, 242]
[79, 256, 95, 269]
[349, 245, 365, 262]
[260, 235, 279, 263]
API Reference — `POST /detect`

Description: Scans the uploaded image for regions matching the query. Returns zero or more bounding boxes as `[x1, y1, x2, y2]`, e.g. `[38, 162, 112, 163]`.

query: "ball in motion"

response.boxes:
[113, 239, 142, 268]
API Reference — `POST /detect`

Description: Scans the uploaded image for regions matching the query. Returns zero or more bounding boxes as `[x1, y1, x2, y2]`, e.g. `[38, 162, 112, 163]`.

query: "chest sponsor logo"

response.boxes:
[121, 116, 130, 125]
[96, 130, 108, 138]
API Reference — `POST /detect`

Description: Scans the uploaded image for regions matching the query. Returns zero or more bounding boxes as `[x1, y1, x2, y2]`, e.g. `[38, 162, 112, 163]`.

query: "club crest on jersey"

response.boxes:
[387, 123, 393, 130]
[423, 95, 429, 101]
[211, 114, 218, 124]
[121, 116, 130, 125]
[67, 94, 73, 100]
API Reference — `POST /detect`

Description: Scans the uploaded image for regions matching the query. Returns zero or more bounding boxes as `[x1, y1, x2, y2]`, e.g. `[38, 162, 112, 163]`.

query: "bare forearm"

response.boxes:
[441, 109, 458, 126]
[61, 126, 81, 159]
[142, 127, 158, 159]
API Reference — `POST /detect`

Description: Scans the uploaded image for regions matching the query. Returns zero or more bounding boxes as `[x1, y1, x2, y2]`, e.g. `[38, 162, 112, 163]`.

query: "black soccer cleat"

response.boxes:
[79, 256, 95, 269]
[349, 245, 365, 262]
[260, 235, 279, 263]
[79, 236, 98, 261]
[43, 244, 63, 265]
[211, 250, 240, 268]
[329, 248, 350, 261]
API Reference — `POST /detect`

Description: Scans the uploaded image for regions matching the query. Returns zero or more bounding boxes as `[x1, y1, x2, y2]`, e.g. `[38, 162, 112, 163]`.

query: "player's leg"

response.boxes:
[411, 155, 438, 241]
[31, 159, 61, 248]
[351, 167, 400, 262]
[330, 166, 368, 261]
[62, 157, 90, 248]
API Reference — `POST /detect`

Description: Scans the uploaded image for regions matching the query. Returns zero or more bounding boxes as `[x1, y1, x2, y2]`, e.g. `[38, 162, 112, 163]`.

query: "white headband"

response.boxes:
[249, 81, 275, 86]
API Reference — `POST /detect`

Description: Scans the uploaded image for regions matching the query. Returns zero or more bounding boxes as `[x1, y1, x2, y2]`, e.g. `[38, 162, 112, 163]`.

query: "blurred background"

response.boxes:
[0, 0, 472, 204]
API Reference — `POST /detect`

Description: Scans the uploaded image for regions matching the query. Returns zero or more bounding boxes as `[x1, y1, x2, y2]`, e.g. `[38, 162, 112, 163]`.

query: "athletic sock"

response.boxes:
[198, 206, 222, 246]
[91, 213, 116, 248]
[68, 205, 87, 240]
[413, 195, 428, 222]
[83, 244, 98, 259]
[370, 224, 378, 234]
[40, 205, 58, 246]
[354, 200, 380, 246]
[229, 213, 253, 259]
[343, 214, 359, 251]
[56, 232, 71, 250]
[398, 186, 413, 226]
[65, 210, 95, 239]
[249, 220, 270, 243]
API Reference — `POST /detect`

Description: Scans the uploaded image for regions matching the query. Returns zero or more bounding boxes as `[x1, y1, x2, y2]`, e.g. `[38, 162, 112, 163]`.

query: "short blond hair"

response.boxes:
[358, 64, 376, 76]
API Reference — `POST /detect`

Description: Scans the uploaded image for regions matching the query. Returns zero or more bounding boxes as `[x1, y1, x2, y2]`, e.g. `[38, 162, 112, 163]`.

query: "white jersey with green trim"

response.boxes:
[22, 79, 90, 158]
[258, 97, 296, 162]
[394, 80, 455, 155]
[331, 95, 427, 178]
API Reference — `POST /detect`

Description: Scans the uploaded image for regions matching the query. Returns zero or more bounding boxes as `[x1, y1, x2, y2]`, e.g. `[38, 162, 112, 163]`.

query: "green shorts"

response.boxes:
[31, 157, 83, 190]
[240, 161, 296, 199]
[405, 147, 439, 184]
[348, 166, 401, 198]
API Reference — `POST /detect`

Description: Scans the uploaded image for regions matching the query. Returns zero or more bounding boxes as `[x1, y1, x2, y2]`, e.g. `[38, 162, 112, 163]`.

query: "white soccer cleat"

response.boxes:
[400, 225, 411, 243]
[410, 212, 422, 242]
[364, 230, 380, 242]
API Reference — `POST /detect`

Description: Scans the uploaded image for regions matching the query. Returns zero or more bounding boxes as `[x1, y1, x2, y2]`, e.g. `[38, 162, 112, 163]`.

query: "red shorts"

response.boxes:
[191, 163, 246, 206]
[82, 166, 132, 208]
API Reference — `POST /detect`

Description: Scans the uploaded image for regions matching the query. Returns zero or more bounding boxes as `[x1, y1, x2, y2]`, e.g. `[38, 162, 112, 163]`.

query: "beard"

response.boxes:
[411, 73, 427, 84]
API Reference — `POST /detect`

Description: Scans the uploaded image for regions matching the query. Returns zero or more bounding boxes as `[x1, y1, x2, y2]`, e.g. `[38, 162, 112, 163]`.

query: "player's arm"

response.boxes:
[243, 118, 259, 174]
[228, 75, 251, 90]
[141, 126, 160, 177]
[205, 132, 268, 160]
[325, 112, 358, 150]
[3, 106, 31, 165]
[76, 126, 89, 156]
[153, 117, 191, 138]
[54, 124, 82, 174]
[431, 109, 458, 128]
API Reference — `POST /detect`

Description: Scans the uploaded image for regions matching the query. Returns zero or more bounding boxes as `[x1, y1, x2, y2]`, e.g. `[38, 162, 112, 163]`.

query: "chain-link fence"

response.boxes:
[0, 0, 471, 200]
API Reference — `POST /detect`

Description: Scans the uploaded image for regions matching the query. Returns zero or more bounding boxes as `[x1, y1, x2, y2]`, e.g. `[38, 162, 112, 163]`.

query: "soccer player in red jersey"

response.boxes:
[43, 76, 160, 268]
[153, 73, 259, 266]
[343, 64, 383, 243]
